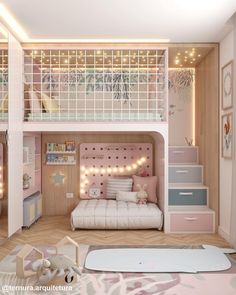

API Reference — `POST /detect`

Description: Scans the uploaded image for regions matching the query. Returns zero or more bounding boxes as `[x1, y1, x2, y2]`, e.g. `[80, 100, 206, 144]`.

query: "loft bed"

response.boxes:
[23, 48, 167, 122]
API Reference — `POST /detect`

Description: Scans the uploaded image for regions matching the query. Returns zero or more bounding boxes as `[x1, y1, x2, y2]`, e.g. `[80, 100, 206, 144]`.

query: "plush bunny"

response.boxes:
[31, 255, 81, 285]
[136, 184, 148, 205]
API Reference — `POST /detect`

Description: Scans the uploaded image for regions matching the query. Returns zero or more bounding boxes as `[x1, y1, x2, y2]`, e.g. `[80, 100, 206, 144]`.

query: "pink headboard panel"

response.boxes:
[80, 143, 153, 199]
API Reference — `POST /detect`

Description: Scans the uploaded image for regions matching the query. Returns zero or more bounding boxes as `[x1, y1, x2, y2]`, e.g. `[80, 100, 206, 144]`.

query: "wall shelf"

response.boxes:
[46, 151, 76, 155]
[46, 162, 76, 166]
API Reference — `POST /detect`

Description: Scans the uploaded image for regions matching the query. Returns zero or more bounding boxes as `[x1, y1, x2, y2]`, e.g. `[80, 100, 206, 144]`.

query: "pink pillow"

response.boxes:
[132, 175, 157, 203]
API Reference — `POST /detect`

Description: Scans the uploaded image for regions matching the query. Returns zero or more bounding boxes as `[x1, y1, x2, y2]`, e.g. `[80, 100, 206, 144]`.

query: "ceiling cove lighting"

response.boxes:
[0, 25, 8, 38]
[0, 3, 29, 41]
[28, 38, 170, 43]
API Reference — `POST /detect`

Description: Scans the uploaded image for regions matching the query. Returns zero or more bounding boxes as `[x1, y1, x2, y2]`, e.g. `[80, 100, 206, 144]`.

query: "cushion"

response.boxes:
[132, 175, 157, 203]
[106, 178, 133, 199]
[29, 87, 41, 113]
[41, 92, 59, 113]
[0, 94, 8, 112]
[116, 191, 137, 203]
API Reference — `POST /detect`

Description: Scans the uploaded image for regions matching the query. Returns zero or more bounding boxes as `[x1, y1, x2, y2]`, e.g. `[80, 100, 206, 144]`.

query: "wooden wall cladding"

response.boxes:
[195, 45, 219, 229]
[42, 133, 154, 216]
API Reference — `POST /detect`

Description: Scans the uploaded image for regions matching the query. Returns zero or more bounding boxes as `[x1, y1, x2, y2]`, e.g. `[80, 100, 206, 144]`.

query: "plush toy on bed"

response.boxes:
[136, 184, 148, 205]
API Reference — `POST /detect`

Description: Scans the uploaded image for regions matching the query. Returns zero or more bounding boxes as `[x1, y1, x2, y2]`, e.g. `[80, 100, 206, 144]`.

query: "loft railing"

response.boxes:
[23, 48, 167, 122]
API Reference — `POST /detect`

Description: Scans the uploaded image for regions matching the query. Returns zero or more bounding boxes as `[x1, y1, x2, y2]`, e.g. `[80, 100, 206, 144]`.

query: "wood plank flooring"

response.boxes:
[0, 215, 230, 261]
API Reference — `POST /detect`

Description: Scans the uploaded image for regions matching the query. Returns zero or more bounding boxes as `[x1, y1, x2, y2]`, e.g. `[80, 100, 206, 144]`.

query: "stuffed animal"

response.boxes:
[136, 184, 148, 205]
[31, 255, 81, 285]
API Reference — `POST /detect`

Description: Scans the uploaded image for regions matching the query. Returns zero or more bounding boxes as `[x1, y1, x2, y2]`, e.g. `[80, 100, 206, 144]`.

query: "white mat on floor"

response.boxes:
[85, 245, 231, 273]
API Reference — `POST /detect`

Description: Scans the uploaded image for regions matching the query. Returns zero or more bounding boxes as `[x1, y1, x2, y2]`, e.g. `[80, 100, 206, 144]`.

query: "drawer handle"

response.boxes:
[184, 217, 198, 221]
[176, 170, 189, 173]
[179, 192, 193, 196]
[173, 151, 184, 154]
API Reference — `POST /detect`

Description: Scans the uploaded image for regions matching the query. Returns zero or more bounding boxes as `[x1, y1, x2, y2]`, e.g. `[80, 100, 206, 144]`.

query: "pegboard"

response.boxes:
[80, 143, 153, 199]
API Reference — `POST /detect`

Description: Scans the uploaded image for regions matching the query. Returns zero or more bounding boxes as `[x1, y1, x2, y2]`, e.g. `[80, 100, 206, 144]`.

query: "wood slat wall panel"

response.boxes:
[195, 46, 219, 230]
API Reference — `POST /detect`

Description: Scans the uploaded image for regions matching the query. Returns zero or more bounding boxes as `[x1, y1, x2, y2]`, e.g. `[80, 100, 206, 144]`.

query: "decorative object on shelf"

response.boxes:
[184, 137, 193, 146]
[51, 172, 65, 185]
[23, 173, 31, 190]
[222, 60, 233, 110]
[222, 113, 233, 159]
[65, 141, 75, 152]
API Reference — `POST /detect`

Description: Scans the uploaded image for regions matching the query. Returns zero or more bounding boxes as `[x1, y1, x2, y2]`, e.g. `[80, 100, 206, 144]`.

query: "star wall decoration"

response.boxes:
[51, 172, 65, 185]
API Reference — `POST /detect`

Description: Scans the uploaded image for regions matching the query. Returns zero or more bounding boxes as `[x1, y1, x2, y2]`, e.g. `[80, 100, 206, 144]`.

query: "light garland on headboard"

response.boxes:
[80, 156, 146, 194]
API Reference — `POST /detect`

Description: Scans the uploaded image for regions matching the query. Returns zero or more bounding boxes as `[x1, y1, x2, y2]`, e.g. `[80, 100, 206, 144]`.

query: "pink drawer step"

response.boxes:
[170, 211, 214, 233]
[169, 146, 198, 164]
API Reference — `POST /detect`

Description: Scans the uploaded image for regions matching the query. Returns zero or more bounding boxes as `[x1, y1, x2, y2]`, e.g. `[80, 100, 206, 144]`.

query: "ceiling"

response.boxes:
[1, 0, 236, 42]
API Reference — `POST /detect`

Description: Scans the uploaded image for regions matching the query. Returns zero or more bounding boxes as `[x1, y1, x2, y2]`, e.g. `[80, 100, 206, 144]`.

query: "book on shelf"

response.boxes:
[46, 154, 76, 164]
[47, 142, 75, 153]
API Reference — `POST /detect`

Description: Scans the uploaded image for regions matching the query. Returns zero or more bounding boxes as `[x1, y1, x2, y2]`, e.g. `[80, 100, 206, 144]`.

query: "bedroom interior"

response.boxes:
[0, 0, 236, 292]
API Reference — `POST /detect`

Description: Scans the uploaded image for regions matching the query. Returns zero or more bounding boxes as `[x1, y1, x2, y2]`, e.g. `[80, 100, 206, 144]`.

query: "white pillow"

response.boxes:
[29, 87, 41, 113]
[116, 191, 137, 203]
[106, 178, 133, 199]
[41, 92, 59, 113]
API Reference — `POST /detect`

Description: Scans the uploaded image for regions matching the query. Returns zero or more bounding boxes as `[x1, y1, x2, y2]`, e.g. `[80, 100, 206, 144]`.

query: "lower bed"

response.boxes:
[71, 199, 163, 230]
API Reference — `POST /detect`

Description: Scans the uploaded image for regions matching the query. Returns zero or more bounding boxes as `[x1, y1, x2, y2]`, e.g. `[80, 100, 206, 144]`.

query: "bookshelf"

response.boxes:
[46, 141, 76, 165]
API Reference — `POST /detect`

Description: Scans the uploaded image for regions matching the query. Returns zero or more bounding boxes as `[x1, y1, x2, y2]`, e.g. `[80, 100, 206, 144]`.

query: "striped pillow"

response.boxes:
[106, 178, 133, 199]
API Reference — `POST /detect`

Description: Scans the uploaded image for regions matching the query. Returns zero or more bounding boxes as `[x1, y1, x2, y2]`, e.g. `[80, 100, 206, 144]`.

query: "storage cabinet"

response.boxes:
[168, 146, 215, 233]
[23, 192, 42, 228]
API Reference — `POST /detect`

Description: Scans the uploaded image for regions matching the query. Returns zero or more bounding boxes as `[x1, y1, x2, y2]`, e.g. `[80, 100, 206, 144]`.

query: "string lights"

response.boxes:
[80, 156, 146, 194]
[174, 48, 202, 67]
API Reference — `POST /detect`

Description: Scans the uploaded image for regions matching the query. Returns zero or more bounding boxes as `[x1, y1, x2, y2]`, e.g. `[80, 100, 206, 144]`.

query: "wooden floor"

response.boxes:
[0, 215, 230, 260]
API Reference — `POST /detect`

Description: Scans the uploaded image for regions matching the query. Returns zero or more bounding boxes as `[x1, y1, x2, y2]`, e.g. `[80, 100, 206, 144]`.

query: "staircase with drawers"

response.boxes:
[167, 146, 215, 233]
